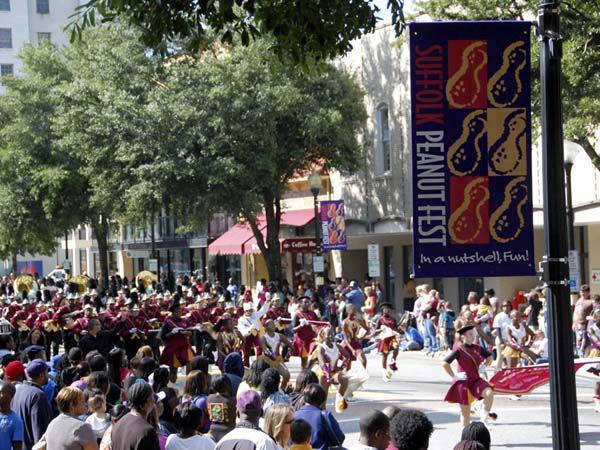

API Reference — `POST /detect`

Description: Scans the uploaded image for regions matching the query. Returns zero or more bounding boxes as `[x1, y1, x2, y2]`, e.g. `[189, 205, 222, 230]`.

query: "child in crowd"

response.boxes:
[85, 391, 110, 442]
[0, 382, 23, 450]
[439, 301, 456, 353]
[290, 418, 314, 450]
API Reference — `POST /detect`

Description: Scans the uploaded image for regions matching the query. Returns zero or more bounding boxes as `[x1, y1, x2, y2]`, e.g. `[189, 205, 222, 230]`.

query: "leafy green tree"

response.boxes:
[416, 0, 600, 171]
[0, 44, 79, 273]
[71, 0, 406, 63]
[135, 39, 367, 280]
[53, 25, 160, 289]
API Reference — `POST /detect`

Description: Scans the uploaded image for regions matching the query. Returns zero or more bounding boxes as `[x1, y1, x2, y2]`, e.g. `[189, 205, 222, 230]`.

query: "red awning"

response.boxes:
[208, 223, 265, 256]
[208, 209, 315, 256]
[279, 209, 315, 227]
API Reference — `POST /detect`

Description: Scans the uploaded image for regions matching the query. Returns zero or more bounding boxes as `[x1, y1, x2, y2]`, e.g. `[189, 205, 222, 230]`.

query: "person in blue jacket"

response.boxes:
[294, 383, 345, 450]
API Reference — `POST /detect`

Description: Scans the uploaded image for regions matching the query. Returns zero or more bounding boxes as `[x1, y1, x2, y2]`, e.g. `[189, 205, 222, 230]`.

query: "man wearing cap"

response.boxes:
[215, 390, 279, 450]
[10, 359, 52, 450]
[237, 300, 270, 367]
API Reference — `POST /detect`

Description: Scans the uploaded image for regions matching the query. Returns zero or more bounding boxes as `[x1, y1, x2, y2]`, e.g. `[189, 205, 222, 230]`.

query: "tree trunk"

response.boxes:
[245, 192, 283, 282]
[11, 254, 17, 275]
[92, 217, 110, 294]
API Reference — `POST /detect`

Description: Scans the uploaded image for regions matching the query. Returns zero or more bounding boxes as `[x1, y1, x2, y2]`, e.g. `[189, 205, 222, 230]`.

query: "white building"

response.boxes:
[0, 0, 83, 275]
[0, 0, 83, 92]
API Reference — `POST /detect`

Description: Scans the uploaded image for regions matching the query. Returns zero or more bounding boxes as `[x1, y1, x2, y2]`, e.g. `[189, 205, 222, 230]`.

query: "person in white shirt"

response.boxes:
[492, 301, 512, 369]
[166, 403, 215, 450]
[357, 410, 390, 450]
[85, 392, 110, 441]
[237, 300, 270, 367]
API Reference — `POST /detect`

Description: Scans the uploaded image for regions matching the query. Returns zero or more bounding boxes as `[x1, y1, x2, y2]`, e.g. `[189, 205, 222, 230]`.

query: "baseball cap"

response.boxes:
[236, 390, 262, 415]
[4, 361, 25, 379]
[26, 359, 49, 378]
[25, 345, 45, 359]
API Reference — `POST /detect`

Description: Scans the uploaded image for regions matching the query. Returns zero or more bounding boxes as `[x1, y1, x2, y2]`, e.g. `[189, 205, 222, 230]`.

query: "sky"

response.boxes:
[373, 0, 417, 23]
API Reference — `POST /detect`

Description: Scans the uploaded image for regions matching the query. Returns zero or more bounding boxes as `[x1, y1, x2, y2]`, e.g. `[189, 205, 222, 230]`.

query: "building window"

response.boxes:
[78, 227, 87, 240]
[0, 1, 10, 12]
[377, 104, 391, 174]
[0, 64, 12, 76]
[79, 249, 88, 274]
[36, 0, 49, 14]
[37, 32, 51, 43]
[0, 29, 12, 48]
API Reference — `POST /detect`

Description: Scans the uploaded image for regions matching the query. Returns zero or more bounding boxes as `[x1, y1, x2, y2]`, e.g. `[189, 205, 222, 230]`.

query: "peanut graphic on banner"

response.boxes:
[449, 177, 490, 244]
[488, 108, 527, 176]
[446, 41, 488, 108]
[490, 177, 528, 243]
[448, 109, 487, 176]
[488, 41, 527, 107]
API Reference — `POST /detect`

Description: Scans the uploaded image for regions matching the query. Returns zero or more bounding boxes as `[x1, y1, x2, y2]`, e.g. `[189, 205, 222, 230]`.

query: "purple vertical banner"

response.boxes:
[410, 21, 535, 278]
[320, 200, 347, 251]
[17, 260, 43, 276]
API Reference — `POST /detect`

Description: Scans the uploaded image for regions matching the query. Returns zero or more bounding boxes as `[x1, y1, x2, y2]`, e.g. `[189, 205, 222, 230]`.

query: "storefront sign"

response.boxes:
[368, 244, 380, 278]
[313, 255, 324, 273]
[282, 238, 316, 253]
[320, 200, 347, 251]
[568, 250, 580, 293]
[409, 21, 535, 278]
[591, 269, 600, 284]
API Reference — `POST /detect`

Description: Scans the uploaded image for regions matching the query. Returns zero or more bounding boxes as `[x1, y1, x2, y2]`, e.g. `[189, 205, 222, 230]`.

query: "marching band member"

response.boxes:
[237, 299, 270, 367]
[260, 319, 291, 388]
[342, 304, 369, 369]
[118, 305, 146, 360]
[189, 296, 217, 363]
[316, 325, 350, 413]
[70, 304, 95, 337]
[292, 296, 319, 370]
[442, 325, 496, 426]
[160, 301, 195, 382]
[375, 303, 399, 382]
[53, 294, 81, 352]
[215, 317, 243, 372]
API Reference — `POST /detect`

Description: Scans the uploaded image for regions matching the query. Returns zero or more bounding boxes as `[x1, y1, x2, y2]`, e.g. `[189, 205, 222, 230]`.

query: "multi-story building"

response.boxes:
[0, 0, 85, 274]
[0, 0, 84, 92]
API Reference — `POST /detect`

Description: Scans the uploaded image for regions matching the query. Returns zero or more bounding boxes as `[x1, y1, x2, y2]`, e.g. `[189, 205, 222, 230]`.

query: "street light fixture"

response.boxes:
[308, 170, 322, 289]
[563, 139, 580, 253]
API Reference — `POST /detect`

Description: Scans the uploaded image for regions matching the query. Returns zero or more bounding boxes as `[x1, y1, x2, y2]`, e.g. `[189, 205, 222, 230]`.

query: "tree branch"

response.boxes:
[573, 137, 600, 173]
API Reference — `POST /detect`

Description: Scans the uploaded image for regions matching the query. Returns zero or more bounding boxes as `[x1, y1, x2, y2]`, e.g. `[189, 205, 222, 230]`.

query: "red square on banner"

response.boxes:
[447, 40, 488, 109]
[449, 176, 490, 244]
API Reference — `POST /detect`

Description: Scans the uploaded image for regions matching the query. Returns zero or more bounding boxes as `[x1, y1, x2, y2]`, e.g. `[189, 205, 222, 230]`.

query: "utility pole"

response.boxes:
[538, 1, 580, 448]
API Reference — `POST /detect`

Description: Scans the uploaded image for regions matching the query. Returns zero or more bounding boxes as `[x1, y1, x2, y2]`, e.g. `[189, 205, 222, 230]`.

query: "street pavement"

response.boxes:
[283, 351, 599, 450]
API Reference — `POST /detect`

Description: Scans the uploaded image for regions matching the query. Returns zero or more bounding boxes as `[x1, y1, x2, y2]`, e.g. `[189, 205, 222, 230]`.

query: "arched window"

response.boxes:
[377, 104, 391, 174]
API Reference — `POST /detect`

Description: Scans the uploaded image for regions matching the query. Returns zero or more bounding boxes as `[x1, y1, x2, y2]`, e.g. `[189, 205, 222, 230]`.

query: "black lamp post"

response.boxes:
[308, 170, 322, 288]
[563, 140, 580, 253]
[538, 1, 581, 449]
